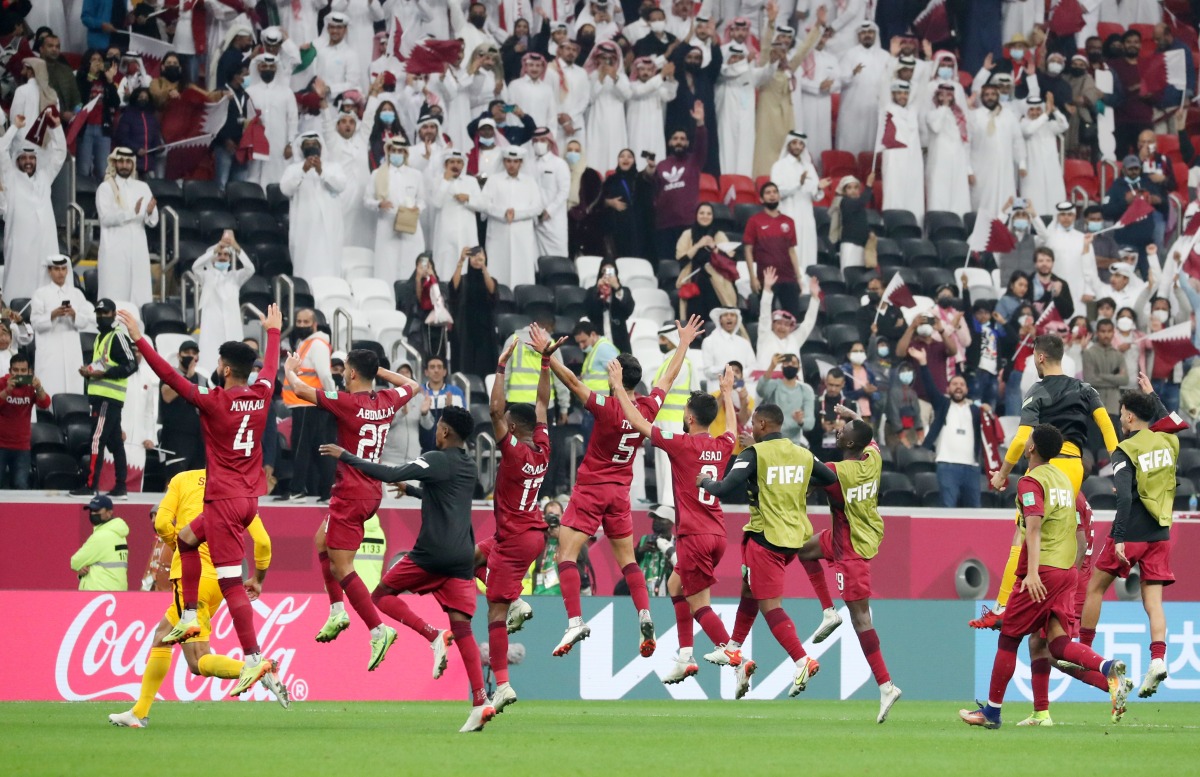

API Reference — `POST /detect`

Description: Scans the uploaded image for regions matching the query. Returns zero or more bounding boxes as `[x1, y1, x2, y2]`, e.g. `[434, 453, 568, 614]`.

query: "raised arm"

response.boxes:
[535, 337, 552, 426]
[491, 337, 517, 439]
[653, 315, 704, 393]
[528, 323, 585, 402]
[718, 365, 736, 432]
[324, 447, 450, 484]
[608, 358, 653, 438]
[377, 366, 423, 395]
[117, 309, 201, 404]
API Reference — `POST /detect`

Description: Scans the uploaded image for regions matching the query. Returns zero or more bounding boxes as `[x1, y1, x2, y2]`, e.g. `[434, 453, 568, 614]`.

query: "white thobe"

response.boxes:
[430, 173, 484, 279]
[272, 0, 327, 46]
[880, 103, 925, 221]
[1019, 109, 1069, 215]
[532, 152, 570, 258]
[96, 176, 159, 308]
[925, 105, 972, 216]
[329, 0, 388, 87]
[1098, 0, 1159, 25]
[0, 125, 66, 301]
[825, 0, 869, 57]
[314, 38, 363, 98]
[1002, 0, 1044, 44]
[429, 67, 475, 151]
[586, 71, 631, 175]
[627, 75, 677, 169]
[1032, 220, 1101, 313]
[755, 288, 820, 372]
[717, 58, 771, 177]
[366, 163, 427, 285]
[279, 159, 348, 280]
[771, 153, 822, 271]
[10, 82, 45, 130]
[193, 248, 256, 377]
[322, 115, 375, 250]
[665, 13, 692, 41]
[701, 329, 758, 381]
[508, 76, 558, 135]
[836, 43, 890, 155]
[482, 172, 543, 287]
[205, 1, 241, 87]
[30, 280, 94, 398]
[969, 106, 1026, 215]
[798, 48, 839, 164]
[246, 80, 300, 188]
[549, 59, 590, 150]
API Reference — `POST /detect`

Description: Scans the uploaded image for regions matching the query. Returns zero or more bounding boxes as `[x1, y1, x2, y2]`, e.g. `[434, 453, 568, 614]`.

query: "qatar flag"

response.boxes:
[967, 212, 1018, 254]
[1151, 410, 1191, 434]
[126, 31, 175, 78]
[880, 113, 907, 150]
[1147, 322, 1200, 374]
[881, 272, 916, 309]
[405, 39, 465, 76]
[65, 95, 102, 154]
[1034, 302, 1064, 335]
[1109, 195, 1156, 228]
[912, 0, 951, 43]
[1047, 0, 1086, 36]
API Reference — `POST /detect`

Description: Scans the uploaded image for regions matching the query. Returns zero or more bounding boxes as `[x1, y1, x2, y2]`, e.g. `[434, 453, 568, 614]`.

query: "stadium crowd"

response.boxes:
[3, 0, 1200, 515]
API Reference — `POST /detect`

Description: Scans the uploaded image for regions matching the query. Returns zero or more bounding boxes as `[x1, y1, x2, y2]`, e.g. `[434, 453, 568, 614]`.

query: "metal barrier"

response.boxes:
[332, 307, 352, 353]
[474, 432, 496, 494]
[568, 433, 584, 490]
[392, 339, 422, 376]
[1168, 193, 1185, 245]
[1069, 184, 1091, 210]
[450, 371, 470, 408]
[180, 270, 199, 329]
[241, 302, 266, 346]
[273, 274, 295, 339]
[157, 206, 180, 302]
[65, 203, 84, 259]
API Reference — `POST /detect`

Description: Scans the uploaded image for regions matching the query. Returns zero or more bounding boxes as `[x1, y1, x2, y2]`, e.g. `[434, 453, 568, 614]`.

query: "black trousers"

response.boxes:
[769, 280, 803, 320]
[161, 430, 206, 481]
[86, 396, 126, 491]
[289, 406, 335, 498]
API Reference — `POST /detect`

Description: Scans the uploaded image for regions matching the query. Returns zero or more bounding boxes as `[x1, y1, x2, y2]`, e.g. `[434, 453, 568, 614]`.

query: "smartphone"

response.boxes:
[469, 246, 483, 255]
[734, 379, 745, 389]
[641, 150, 656, 161]
[10, 374, 31, 386]
[503, 104, 515, 113]
[62, 300, 71, 308]
[604, 267, 615, 277]
[1013, 197, 1027, 210]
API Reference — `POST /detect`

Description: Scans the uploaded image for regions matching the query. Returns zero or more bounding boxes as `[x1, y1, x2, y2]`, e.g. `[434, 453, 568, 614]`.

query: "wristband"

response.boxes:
[541, 355, 551, 369]
[496, 363, 506, 375]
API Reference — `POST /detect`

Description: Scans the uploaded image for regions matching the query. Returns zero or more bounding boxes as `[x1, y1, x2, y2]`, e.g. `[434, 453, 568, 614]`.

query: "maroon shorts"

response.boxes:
[818, 528, 872, 602]
[1070, 560, 1094, 639]
[741, 536, 795, 600]
[561, 482, 633, 539]
[1094, 538, 1175, 585]
[477, 529, 546, 603]
[1001, 566, 1077, 638]
[380, 557, 477, 616]
[189, 497, 259, 568]
[323, 495, 382, 551]
[675, 533, 727, 596]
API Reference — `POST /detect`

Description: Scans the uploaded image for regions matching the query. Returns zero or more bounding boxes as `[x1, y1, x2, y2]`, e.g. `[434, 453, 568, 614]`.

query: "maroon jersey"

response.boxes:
[1077, 490, 1094, 569]
[650, 428, 735, 536]
[317, 386, 415, 500]
[576, 388, 665, 487]
[493, 423, 551, 535]
[135, 329, 281, 502]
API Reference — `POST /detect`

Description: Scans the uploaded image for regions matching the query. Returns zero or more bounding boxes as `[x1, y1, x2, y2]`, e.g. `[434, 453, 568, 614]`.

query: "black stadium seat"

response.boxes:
[882, 209, 922, 239]
[174, 239, 210, 278]
[36, 452, 82, 490]
[880, 472, 917, 506]
[822, 294, 859, 326]
[183, 180, 225, 211]
[656, 260, 680, 290]
[925, 210, 967, 242]
[514, 284, 556, 318]
[537, 256, 577, 287]
[824, 323, 860, 359]
[734, 203, 762, 229]
[842, 267, 876, 296]
[351, 339, 389, 370]
[30, 423, 66, 455]
[239, 275, 273, 313]
[494, 284, 516, 315]
[195, 210, 238, 244]
[708, 202, 736, 233]
[874, 237, 902, 267]
[936, 239, 971, 268]
[266, 183, 289, 215]
[237, 212, 282, 244]
[65, 421, 93, 458]
[249, 242, 292, 278]
[919, 267, 958, 295]
[555, 285, 588, 318]
[899, 238, 938, 269]
[806, 265, 845, 294]
[52, 393, 91, 427]
[147, 178, 184, 212]
[496, 313, 530, 338]
[226, 181, 270, 213]
[881, 266, 923, 296]
[141, 302, 189, 338]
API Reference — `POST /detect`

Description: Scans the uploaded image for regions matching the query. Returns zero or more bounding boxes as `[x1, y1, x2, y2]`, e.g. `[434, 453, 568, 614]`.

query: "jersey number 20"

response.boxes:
[357, 423, 391, 463]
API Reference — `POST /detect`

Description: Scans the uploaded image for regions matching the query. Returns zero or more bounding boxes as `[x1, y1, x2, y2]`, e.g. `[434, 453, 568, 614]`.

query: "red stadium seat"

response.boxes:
[1066, 176, 1100, 202]
[1129, 24, 1157, 57]
[1157, 134, 1182, 164]
[957, 69, 973, 91]
[1097, 159, 1121, 195]
[723, 174, 759, 205]
[1097, 22, 1124, 41]
[699, 172, 720, 202]
[815, 176, 840, 207]
[1173, 161, 1190, 198]
[830, 92, 840, 139]
[1064, 159, 1095, 179]
[755, 175, 771, 192]
[856, 151, 877, 182]
[821, 150, 857, 178]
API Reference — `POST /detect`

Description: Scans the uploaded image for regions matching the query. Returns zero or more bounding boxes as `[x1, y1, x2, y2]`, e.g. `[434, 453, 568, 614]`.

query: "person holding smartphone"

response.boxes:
[30, 255, 95, 399]
[0, 352, 51, 489]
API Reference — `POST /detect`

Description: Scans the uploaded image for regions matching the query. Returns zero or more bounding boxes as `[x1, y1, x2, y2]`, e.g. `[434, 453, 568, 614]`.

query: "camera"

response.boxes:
[1013, 197, 1028, 210]
[10, 374, 32, 387]
[641, 150, 656, 161]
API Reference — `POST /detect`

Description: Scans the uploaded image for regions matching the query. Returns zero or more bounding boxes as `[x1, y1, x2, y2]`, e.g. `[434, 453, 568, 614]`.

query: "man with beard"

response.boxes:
[646, 100, 707, 262]
[969, 81, 1026, 215]
[666, 45, 722, 175]
[835, 22, 889, 156]
[96, 148, 158, 308]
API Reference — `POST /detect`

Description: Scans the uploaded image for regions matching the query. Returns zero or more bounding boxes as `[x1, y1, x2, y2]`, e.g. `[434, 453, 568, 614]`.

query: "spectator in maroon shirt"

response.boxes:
[0, 352, 51, 489]
[743, 182, 802, 318]
[1108, 30, 1161, 157]
[646, 99, 707, 264]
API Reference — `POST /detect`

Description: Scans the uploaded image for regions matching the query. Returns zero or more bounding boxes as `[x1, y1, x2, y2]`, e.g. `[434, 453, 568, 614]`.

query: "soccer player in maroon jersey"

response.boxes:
[283, 348, 422, 670]
[611, 359, 738, 683]
[116, 305, 284, 697]
[528, 317, 705, 659]
[474, 335, 553, 715]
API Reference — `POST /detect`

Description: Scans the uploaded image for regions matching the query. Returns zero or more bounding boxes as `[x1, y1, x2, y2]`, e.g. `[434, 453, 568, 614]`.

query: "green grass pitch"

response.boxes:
[4, 700, 1198, 776]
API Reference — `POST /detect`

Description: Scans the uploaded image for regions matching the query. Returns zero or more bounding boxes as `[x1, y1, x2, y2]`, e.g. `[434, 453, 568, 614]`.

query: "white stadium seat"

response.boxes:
[350, 278, 397, 312]
[367, 309, 408, 354]
[617, 257, 656, 289]
[311, 276, 354, 316]
[575, 255, 602, 287]
[154, 333, 191, 360]
[629, 288, 672, 325]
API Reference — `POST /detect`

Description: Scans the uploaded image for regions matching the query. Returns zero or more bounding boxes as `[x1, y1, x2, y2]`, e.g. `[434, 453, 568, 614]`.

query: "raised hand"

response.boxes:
[607, 358, 624, 385]
[116, 309, 142, 340]
[718, 365, 734, 394]
[763, 265, 778, 290]
[1137, 371, 1153, 394]
[677, 314, 704, 346]
[499, 336, 518, 366]
[284, 352, 302, 375]
[261, 303, 282, 331]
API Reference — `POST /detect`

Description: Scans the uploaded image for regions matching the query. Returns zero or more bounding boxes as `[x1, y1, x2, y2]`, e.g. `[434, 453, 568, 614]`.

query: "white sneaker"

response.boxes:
[788, 657, 820, 697]
[1139, 657, 1168, 698]
[431, 629, 454, 679]
[877, 681, 902, 723]
[259, 664, 291, 709]
[491, 682, 518, 714]
[459, 704, 496, 733]
[108, 710, 147, 728]
[735, 659, 757, 699]
[702, 644, 742, 666]
[506, 598, 533, 634]
[661, 654, 699, 685]
[809, 607, 843, 644]
[638, 609, 656, 657]
[552, 617, 591, 657]
[1055, 659, 1085, 673]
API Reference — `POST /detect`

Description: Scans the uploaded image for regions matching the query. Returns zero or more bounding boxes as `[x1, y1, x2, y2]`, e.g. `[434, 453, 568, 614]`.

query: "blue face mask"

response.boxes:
[1126, 175, 1140, 185]
[1086, 220, 1103, 232]
[1012, 218, 1030, 231]
[214, 261, 230, 272]
[999, 92, 1012, 103]
[565, 151, 581, 165]
[389, 153, 405, 166]
[479, 135, 495, 147]
[937, 66, 954, 80]
[876, 345, 889, 358]
[378, 110, 396, 125]
[1010, 48, 1026, 61]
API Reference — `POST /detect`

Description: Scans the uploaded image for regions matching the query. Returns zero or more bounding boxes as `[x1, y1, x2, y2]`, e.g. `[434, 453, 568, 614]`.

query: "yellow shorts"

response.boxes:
[166, 577, 224, 643]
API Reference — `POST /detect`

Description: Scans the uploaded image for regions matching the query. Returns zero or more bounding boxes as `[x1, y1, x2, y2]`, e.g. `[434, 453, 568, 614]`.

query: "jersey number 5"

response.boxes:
[356, 423, 392, 463]
[612, 432, 641, 464]
[698, 464, 719, 505]
[233, 415, 254, 457]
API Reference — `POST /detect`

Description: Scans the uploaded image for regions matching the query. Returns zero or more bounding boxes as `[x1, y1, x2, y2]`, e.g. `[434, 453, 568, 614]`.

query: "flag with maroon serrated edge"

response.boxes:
[1151, 410, 1190, 433]
[967, 211, 1018, 253]
[979, 405, 1006, 478]
[880, 112, 907, 149]
[404, 39, 465, 76]
[24, 105, 60, 147]
[65, 95, 101, 154]
[912, 0, 951, 42]
[1012, 336, 1034, 371]
[1048, 0, 1086, 36]
[1148, 322, 1200, 374]
[881, 272, 916, 308]
[126, 31, 174, 78]
[1035, 302, 1063, 334]
[1117, 195, 1155, 227]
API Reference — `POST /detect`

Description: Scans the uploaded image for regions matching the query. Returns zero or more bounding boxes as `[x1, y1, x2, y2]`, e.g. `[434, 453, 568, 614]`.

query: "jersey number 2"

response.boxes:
[233, 415, 254, 457]
[698, 464, 719, 505]
[356, 423, 391, 463]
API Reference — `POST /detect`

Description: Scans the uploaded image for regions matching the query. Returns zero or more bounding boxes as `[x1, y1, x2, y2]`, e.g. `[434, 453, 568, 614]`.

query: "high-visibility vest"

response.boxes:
[654, 355, 692, 424]
[282, 336, 323, 407]
[77, 519, 130, 592]
[355, 514, 387, 591]
[87, 330, 129, 402]
[580, 337, 614, 394]
[505, 335, 544, 403]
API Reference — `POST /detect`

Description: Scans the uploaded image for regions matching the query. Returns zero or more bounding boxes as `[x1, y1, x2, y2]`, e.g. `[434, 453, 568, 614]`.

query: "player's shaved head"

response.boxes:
[753, 403, 784, 429]
[506, 402, 537, 432]
[1029, 423, 1064, 462]
[218, 341, 257, 380]
[346, 348, 380, 382]
[686, 391, 719, 427]
[840, 418, 873, 451]
[1033, 334, 1064, 363]
[440, 405, 474, 444]
[615, 353, 642, 390]
[1119, 390, 1157, 423]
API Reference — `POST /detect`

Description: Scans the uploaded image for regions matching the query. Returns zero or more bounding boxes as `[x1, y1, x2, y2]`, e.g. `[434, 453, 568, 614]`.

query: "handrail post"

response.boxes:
[332, 307, 352, 353]
[159, 206, 180, 302]
[568, 433, 584, 490]
[240, 302, 266, 346]
[450, 371, 469, 408]
[273, 274, 296, 339]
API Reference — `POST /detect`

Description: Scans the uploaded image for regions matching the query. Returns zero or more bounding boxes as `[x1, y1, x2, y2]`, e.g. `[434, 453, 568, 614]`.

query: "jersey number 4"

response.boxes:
[356, 423, 392, 464]
[233, 415, 254, 457]
[698, 464, 719, 506]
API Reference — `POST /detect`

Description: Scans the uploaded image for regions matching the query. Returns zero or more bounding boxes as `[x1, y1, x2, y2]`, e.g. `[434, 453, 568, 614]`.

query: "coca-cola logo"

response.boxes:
[55, 594, 310, 702]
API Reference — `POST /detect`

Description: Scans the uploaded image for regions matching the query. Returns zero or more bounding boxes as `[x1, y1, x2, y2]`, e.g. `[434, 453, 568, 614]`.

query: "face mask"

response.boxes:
[1117, 317, 1135, 332]
[1153, 309, 1170, 324]
[1126, 175, 1140, 184]
[867, 291, 880, 305]
[533, 141, 549, 157]
[1019, 314, 1032, 327]
[89, 512, 104, 526]
[97, 315, 114, 332]
[214, 261, 230, 272]
[136, 97, 151, 108]
[999, 92, 1012, 103]
[162, 66, 181, 81]
[898, 371, 914, 385]
[470, 14, 486, 28]
[659, 342, 673, 354]
[1011, 49, 1026, 61]
[480, 136, 496, 147]
[1012, 218, 1030, 231]
[686, 62, 701, 72]
[877, 345, 889, 358]
[916, 324, 933, 338]
[378, 110, 396, 125]
[1088, 51, 1103, 64]
[849, 352, 866, 365]
[565, 150, 581, 165]
[781, 365, 800, 380]
[1047, 61, 1064, 75]
[931, 66, 953, 81]
[389, 153, 405, 166]
[1146, 143, 1156, 155]
[260, 69, 276, 83]
[1086, 220, 1103, 232]
[302, 144, 321, 158]
[1070, 65, 1087, 76]
[650, 20, 666, 33]
[937, 297, 953, 309]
